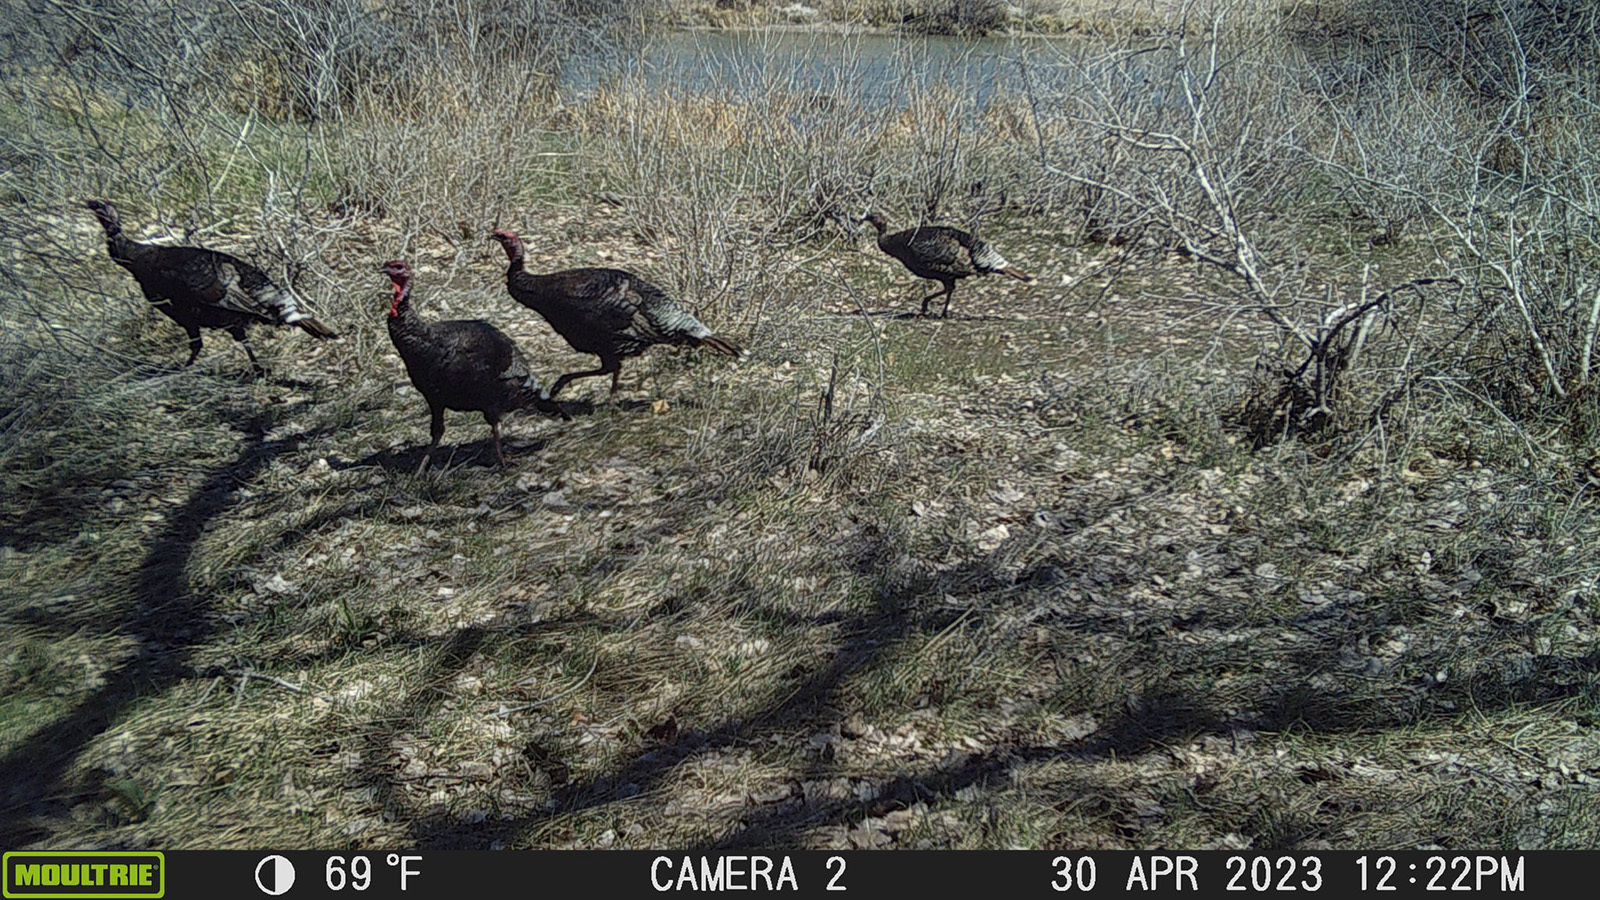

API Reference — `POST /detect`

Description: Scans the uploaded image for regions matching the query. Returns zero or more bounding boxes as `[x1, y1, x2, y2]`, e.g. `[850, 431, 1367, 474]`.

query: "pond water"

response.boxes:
[560, 29, 1089, 109]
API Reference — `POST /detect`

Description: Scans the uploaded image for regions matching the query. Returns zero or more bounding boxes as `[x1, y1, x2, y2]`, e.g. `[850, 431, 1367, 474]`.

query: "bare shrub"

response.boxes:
[0, 0, 667, 457]
[905, 0, 1013, 35]
[564, 31, 1057, 336]
[1289, 0, 1600, 100]
[1026, 4, 1340, 438]
[1308, 2, 1600, 438]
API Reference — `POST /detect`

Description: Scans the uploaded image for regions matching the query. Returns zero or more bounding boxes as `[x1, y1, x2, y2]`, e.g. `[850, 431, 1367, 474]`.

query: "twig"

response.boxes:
[495, 654, 600, 717]
[209, 109, 257, 198]
[1580, 281, 1600, 386]
[232, 669, 307, 695]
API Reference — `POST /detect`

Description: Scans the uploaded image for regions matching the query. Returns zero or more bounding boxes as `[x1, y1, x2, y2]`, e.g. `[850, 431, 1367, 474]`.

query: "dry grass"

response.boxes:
[5, 206, 1599, 850]
[3, 1, 1600, 852]
[672, 0, 1202, 35]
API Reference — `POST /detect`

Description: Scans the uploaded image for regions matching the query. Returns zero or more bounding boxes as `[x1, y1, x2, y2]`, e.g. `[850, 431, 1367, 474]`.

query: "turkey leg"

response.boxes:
[547, 359, 621, 399]
[417, 404, 445, 475]
[226, 324, 267, 378]
[490, 419, 506, 468]
[183, 325, 204, 367]
[917, 282, 954, 318]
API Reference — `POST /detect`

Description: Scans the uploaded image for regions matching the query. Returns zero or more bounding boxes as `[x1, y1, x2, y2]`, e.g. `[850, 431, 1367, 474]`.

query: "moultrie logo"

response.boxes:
[2, 852, 164, 899]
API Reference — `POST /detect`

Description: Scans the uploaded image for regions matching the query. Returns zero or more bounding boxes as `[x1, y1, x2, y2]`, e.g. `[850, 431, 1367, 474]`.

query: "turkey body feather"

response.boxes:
[389, 316, 546, 420]
[861, 212, 1033, 318]
[86, 199, 335, 374]
[383, 259, 565, 474]
[491, 230, 744, 398]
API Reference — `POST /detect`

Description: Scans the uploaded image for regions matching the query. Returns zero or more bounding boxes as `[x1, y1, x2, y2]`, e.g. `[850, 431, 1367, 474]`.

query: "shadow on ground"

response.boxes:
[0, 400, 321, 846]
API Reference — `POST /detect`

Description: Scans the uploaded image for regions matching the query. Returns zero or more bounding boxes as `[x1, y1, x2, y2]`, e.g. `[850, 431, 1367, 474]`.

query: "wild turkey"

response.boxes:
[490, 229, 744, 399]
[383, 260, 568, 473]
[85, 199, 336, 375]
[858, 212, 1034, 318]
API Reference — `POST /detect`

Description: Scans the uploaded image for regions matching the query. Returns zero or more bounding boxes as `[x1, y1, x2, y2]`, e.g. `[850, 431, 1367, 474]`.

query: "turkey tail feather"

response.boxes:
[296, 317, 338, 339]
[698, 335, 744, 357]
[970, 241, 1011, 272]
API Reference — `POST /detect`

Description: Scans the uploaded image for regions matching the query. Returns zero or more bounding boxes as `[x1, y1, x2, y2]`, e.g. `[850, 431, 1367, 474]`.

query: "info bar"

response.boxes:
[1, 850, 1556, 899]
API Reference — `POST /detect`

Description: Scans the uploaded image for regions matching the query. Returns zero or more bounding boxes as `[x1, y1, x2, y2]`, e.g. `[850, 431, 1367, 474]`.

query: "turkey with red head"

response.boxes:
[85, 199, 336, 375]
[490, 229, 744, 399]
[382, 259, 567, 474]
